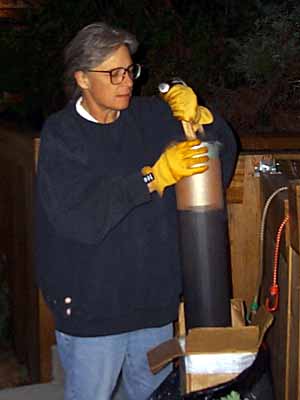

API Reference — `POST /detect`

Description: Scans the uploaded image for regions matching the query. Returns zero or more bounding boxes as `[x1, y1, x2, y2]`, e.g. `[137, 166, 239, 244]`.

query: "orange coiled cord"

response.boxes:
[265, 215, 290, 312]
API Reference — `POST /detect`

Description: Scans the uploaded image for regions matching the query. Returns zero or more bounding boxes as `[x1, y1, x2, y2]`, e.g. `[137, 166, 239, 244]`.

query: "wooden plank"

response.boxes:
[33, 138, 40, 170]
[276, 154, 300, 161]
[286, 183, 300, 399]
[227, 155, 262, 307]
[286, 247, 300, 400]
[289, 181, 300, 253]
[11, 164, 27, 364]
[284, 200, 291, 400]
[226, 156, 245, 204]
[23, 164, 40, 382]
[33, 137, 55, 382]
[0, 160, 13, 262]
[38, 293, 55, 382]
[0, 126, 36, 168]
[240, 134, 300, 151]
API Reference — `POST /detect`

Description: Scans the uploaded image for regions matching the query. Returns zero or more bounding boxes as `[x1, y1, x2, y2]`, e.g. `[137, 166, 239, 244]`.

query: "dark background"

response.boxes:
[0, 0, 299, 134]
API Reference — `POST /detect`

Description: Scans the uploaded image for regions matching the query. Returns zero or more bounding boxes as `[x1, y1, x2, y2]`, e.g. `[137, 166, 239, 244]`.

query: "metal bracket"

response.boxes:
[254, 159, 281, 176]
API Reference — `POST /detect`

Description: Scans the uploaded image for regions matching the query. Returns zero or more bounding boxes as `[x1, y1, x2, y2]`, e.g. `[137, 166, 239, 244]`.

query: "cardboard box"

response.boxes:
[148, 300, 274, 395]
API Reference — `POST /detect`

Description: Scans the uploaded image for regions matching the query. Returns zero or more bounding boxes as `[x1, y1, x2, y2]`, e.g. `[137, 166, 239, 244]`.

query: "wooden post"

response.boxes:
[33, 138, 56, 382]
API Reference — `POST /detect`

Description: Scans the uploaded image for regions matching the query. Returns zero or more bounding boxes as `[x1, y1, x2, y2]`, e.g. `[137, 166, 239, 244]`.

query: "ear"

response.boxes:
[74, 71, 90, 90]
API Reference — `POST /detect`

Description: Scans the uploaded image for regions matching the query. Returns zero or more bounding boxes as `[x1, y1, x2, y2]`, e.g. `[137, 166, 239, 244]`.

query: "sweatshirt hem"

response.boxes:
[54, 304, 179, 337]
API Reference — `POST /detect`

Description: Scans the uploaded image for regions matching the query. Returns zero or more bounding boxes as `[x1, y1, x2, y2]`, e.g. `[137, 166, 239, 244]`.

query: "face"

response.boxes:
[75, 45, 134, 123]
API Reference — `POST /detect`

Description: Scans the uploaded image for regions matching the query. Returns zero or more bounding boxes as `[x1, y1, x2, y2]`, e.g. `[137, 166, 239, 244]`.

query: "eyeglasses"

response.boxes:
[87, 63, 142, 85]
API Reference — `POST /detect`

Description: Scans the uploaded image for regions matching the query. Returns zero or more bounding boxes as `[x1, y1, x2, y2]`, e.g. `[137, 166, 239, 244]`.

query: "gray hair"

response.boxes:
[64, 22, 139, 99]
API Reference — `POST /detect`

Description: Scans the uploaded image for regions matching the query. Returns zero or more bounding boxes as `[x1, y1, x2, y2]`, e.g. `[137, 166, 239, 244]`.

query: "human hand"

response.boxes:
[142, 139, 208, 196]
[161, 84, 213, 131]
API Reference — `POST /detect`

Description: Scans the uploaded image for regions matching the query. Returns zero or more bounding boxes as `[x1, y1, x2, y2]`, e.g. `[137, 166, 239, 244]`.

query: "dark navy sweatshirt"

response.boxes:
[35, 96, 237, 337]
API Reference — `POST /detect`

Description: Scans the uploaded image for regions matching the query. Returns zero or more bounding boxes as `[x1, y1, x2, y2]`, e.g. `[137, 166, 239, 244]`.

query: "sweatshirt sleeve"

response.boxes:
[217, 115, 238, 188]
[204, 110, 238, 188]
[37, 118, 151, 245]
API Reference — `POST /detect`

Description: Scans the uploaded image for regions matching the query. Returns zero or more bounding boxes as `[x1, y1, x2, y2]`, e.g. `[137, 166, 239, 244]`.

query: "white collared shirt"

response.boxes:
[75, 97, 120, 123]
[76, 97, 99, 123]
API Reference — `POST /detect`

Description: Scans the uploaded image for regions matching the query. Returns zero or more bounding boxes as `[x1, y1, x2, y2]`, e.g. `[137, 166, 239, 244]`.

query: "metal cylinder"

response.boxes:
[176, 142, 224, 211]
[177, 141, 232, 331]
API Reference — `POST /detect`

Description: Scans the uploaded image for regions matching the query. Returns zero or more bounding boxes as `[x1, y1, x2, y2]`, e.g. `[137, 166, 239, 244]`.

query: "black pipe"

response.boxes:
[159, 80, 232, 331]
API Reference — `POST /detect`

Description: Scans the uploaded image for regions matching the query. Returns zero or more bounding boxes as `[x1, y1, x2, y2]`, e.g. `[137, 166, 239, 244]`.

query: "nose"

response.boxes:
[122, 70, 134, 86]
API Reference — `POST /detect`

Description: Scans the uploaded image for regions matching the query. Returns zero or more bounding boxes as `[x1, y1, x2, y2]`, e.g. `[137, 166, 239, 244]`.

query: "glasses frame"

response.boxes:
[87, 63, 142, 85]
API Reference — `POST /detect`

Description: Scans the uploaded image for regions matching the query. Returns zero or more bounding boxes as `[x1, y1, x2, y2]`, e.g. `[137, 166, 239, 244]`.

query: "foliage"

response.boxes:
[229, 3, 300, 86]
[207, 2, 300, 133]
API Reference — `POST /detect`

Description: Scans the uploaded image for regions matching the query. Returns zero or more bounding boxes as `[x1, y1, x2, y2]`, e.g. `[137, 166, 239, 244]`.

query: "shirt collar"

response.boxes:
[75, 97, 99, 123]
[75, 97, 120, 123]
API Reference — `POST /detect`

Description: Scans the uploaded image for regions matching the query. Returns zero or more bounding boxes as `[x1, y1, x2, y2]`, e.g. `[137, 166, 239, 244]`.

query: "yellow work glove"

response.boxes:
[162, 84, 213, 131]
[142, 139, 208, 196]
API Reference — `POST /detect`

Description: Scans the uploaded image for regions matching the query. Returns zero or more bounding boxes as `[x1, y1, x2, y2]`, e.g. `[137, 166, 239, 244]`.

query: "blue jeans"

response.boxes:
[55, 323, 173, 400]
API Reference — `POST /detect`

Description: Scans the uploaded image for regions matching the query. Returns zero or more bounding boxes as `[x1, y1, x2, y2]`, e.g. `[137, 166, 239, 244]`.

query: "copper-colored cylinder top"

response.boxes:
[176, 141, 224, 211]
